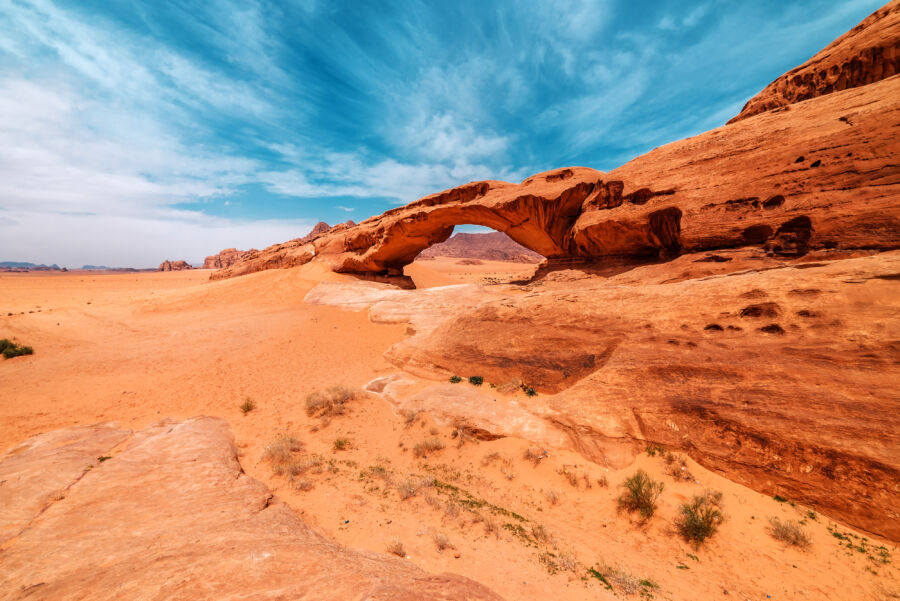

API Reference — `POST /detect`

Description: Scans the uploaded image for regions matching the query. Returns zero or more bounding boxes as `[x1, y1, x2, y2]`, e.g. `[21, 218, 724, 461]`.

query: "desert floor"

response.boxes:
[1, 261, 897, 601]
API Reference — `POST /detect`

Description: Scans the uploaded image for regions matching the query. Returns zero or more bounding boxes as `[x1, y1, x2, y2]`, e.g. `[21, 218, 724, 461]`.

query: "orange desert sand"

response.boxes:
[1, 258, 897, 601]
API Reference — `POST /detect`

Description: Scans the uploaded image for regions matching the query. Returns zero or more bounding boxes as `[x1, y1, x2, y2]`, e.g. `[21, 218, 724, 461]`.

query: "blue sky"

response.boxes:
[0, 0, 884, 267]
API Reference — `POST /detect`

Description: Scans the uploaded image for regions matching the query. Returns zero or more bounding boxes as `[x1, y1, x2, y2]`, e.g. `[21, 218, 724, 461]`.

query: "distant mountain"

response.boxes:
[417, 232, 543, 263]
[0, 261, 63, 271]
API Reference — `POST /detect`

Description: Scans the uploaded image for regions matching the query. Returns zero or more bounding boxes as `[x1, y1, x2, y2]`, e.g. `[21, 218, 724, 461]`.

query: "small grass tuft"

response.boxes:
[239, 397, 256, 414]
[769, 517, 811, 548]
[97, 455, 111, 462]
[413, 437, 445, 457]
[387, 538, 406, 557]
[433, 532, 454, 551]
[524, 446, 547, 465]
[332, 437, 351, 451]
[305, 385, 357, 419]
[618, 470, 664, 520]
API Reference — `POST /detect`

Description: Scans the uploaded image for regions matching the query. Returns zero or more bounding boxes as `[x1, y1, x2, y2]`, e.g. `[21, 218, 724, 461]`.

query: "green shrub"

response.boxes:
[617, 470, 664, 520]
[413, 437, 444, 457]
[449, 375, 462, 383]
[521, 384, 537, 396]
[333, 438, 351, 451]
[1, 339, 34, 359]
[468, 376, 484, 386]
[677, 493, 724, 545]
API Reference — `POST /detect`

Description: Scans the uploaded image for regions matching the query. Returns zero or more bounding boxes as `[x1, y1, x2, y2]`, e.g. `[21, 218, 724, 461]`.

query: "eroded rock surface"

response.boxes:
[158, 260, 192, 271]
[309, 251, 900, 542]
[0, 417, 502, 601]
[729, 0, 900, 122]
[202, 247, 257, 270]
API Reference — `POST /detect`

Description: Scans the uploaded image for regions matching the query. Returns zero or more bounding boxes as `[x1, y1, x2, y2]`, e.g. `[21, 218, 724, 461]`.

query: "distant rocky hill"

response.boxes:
[418, 232, 543, 263]
[202, 248, 257, 270]
[158, 260, 192, 272]
[0, 261, 64, 272]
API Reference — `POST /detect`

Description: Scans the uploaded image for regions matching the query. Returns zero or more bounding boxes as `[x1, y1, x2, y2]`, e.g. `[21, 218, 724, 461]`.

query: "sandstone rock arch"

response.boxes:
[316, 168, 686, 280]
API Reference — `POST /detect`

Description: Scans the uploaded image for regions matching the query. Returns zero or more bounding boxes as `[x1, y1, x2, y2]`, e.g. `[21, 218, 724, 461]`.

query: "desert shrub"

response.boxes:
[468, 376, 484, 386]
[558, 467, 579, 487]
[293, 477, 313, 491]
[305, 385, 357, 418]
[433, 532, 454, 551]
[618, 470, 664, 520]
[678, 493, 724, 545]
[401, 408, 420, 426]
[1, 339, 34, 359]
[665, 454, 695, 481]
[481, 452, 501, 466]
[263, 434, 303, 467]
[333, 437, 351, 451]
[424, 494, 442, 510]
[769, 517, 811, 548]
[387, 538, 406, 557]
[521, 384, 538, 397]
[239, 398, 256, 414]
[558, 552, 577, 572]
[597, 475, 609, 488]
[413, 437, 445, 457]
[444, 502, 460, 518]
[531, 523, 552, 544]
[397, 476, 434, 500]
[449, 375, 462, 383]
[524, 446, 547, 465]
[544, 490, 559, 505]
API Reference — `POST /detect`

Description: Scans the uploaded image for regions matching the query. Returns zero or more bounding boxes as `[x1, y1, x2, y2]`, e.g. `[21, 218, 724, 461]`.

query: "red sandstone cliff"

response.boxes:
[158, 260, 192, 272]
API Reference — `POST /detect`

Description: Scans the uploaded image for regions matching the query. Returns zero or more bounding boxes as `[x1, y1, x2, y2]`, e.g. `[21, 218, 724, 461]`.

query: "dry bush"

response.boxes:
[482, 515, 499, 537]
[544, 490, 560, 505]
[677, 492, 724, 545]
[332, 438, 351, 451]
[665, 453, 695, 481]
[597, 475, 609, 488]
[293, 478, 313, 491]
[524, 446, 547, 465]
[424, 495, 442, 510]
[453, 424, 476, 448]
[263, 434, 303, 467]
[239, 397, 256, 414]
[617, 470, 664, 520]
[558, 467, 579, 488]
[401, 409, 420, 426]
[305, 385, 357, 418]
[413, 437, 445, 458]
[397, 476, 434, 500]
[433, 532, 454, 551]
[581, 472, 593, 489]
[558, 552, 577, 572]
[531, 524, 552, 544]
[481, 452, 501, 466]
[444, 502, 461, 519]
[387, 538, 406, 557]
[769, 517, 811, 548]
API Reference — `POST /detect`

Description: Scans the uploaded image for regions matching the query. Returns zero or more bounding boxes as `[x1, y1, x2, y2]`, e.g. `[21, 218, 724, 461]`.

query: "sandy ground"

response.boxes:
[406, 256, 536, 288]
[1, 262, 897, 601]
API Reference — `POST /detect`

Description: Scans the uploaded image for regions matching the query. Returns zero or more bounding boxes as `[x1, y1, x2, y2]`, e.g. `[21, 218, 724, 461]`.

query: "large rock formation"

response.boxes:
[418, 232, 543, 263]
[202, 248, 256, 270]
[729, 0, 900, 123]
[0, 418, 502, 601]
[212, 1, 900, 285]
[157, 260, 192, 271]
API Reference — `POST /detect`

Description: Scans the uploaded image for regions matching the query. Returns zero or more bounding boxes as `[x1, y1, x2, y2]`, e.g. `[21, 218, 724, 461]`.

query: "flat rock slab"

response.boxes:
[0, 417, 502, 601]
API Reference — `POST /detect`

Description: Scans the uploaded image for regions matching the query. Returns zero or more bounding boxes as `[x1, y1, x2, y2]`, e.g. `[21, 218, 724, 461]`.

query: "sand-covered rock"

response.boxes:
[0, 417, 502, 601]
[202, 247, 256, 269]
[157, 259, 192, 271]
